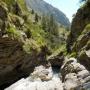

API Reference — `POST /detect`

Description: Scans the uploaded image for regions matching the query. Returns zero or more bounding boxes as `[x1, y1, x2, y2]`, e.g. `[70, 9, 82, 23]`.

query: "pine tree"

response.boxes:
[31, 9, 34, 14]
[49, 15, 59, 36]
[35, 13, 38, 22]
[41, 15, 59, 36]
[41, 16, 47, 31]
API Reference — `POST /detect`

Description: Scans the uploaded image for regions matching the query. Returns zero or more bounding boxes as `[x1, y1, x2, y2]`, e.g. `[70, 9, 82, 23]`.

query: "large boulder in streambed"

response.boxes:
[30, 65, 53, 81]
[5, 65, 63, 90]
[78, 50, 90, 71]
[47, 52, 64, 67]
[61, 58, 90, 90]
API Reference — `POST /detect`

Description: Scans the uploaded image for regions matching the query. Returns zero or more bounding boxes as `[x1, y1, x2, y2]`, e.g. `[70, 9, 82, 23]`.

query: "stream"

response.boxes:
[5, 66, 63, 90]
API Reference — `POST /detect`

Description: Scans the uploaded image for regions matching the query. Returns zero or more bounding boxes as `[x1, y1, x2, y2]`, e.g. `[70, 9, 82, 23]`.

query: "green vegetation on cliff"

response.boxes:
[0, 0, 68, 55]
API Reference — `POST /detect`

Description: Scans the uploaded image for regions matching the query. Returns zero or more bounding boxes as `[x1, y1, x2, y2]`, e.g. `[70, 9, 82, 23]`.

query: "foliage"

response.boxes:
[48, 43, 67, 58]
[69, 52, 77, 58]
[1, 0, 70, 55]
[2, 0, 14, 6]
[35, 13, 39, 22]
[41, 15, 59, 36]
[31, 9, 34, 14]
[80, 0, 86, 2]
[25, 29, 31, 38]
[7, 25, 22, 40]
[84, 24, 90, 30]
[79, 24, 90, 36]
[80, 0, 90, 8]
[17, 0, 27, 12]
[23, 39, 40, 54]
[26, 20, 47, 47]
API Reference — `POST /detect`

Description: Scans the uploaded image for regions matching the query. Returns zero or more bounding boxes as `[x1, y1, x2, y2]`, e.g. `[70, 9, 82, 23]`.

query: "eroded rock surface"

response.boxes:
[47, 52, 64, 67]
[61, 58, 90, 90]
[0, 38, 49, 89]
[5, 58, 90, 90]
[5, 65, 63, 90]
[67, 3, 90, 52]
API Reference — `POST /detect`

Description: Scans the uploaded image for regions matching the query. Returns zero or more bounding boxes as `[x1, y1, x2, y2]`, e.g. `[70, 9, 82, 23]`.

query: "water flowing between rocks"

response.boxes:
[5, 66, 63, 90]
[5, 58, 90, 90]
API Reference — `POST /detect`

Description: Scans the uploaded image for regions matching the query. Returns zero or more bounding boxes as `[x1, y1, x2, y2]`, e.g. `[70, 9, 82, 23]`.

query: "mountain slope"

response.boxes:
[25, 0, 70, 26]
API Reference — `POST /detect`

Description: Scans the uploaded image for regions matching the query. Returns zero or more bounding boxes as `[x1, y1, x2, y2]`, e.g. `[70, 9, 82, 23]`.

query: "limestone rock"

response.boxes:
[5, 66, 63, 90]
[61, 58, 90, 90]
[30, 65, 53, 81]
[67, 4, 90, 52]
[64, 73, 81, 90]
[78, 50, 90, 71]
[47, 52, 64, 67]
[0, 38, 49, 89]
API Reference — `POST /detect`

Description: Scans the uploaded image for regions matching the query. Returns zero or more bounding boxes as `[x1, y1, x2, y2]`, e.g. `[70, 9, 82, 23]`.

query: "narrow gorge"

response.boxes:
[0, 0, 90, 90]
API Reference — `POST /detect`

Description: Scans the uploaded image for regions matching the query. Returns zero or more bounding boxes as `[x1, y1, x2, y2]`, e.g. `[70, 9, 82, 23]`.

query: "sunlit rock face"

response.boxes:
[30, 65, 53, 81]
[61, 58, 90, 90]
[66, 2, 90, 72]
[5, 65, 63, 90]
[67, 3, 90, 52]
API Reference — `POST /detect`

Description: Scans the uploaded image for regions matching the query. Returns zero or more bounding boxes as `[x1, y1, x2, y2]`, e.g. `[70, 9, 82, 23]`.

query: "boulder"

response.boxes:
[47, 52, 64, 67]
[61, 58, 90, 90]
[30, 65, 53, 81]
[5, 65, 63, 90]
[64, 73, 81, 90]
[78, 50, 90, 71]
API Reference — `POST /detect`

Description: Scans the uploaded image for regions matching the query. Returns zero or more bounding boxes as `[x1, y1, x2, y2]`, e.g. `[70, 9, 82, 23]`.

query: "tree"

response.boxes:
[41, 15, 47, 31]
[41, 15, 59, 36]
[35, 13, 38, 22]
[50, 15, 58, 36]
[25, 29, 31, 38]
[80, 0, 90, 6]
[80, 0, 90, 2]
[31, 9, 34, 14]
[80, 0, 86, 2]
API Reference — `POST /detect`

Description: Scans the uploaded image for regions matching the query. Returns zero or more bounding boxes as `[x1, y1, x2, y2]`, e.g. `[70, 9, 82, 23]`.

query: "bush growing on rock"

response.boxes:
[7, 25, 23, 41]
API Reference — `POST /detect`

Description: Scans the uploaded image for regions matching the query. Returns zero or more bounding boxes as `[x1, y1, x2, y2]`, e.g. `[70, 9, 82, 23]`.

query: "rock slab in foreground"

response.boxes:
[5, 77, 63, 90]
[5, 65, 63, 90]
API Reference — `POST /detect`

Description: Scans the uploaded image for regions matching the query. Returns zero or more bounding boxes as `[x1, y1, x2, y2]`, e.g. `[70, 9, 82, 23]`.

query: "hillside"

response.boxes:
[25, 0, 70, 27]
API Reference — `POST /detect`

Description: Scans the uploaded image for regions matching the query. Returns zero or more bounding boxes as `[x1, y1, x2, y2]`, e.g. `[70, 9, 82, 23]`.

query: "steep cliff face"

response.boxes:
[0, 38, 49, 89]
[67, 2, 90, 70]
[0, 38, 25, 87]
[67, 3, 90, 52]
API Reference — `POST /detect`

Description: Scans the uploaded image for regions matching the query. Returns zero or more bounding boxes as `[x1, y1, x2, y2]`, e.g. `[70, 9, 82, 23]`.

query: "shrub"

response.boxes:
[7, 25, 22, 40]
[23, 39, 40, 54]
[25, 29, 31, 38]
[85, 24, 90, 30]
[69, 52, 77, 58]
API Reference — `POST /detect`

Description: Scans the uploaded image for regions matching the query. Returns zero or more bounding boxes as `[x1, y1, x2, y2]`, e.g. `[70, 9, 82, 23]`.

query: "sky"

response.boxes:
[44, 0, 80, 22]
